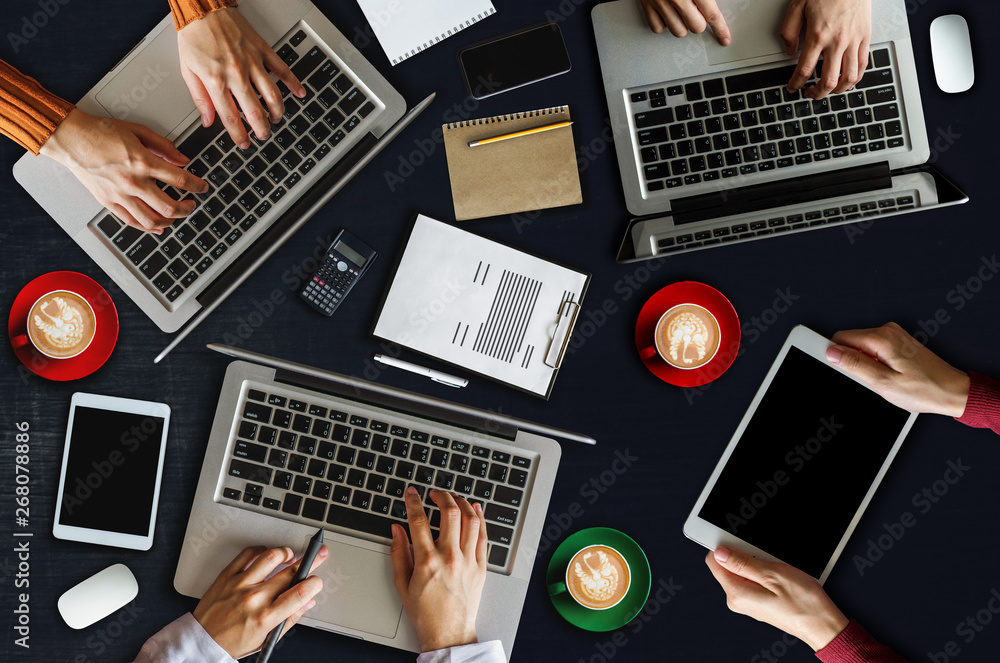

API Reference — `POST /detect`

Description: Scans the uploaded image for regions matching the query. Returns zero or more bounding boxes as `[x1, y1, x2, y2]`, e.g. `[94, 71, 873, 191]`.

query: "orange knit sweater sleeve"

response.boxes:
[0, 1, 238, 154]
[167, 0, 239, 31]
[0, 60, 75, 155]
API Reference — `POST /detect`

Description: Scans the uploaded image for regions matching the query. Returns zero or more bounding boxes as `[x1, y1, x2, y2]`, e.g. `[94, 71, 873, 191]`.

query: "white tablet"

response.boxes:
[683, 325, 918, 584]
[53, 393, 170, 551]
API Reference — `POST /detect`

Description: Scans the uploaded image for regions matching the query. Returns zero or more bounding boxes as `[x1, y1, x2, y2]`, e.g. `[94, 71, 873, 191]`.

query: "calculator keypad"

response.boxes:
[301, 255, 359, 315]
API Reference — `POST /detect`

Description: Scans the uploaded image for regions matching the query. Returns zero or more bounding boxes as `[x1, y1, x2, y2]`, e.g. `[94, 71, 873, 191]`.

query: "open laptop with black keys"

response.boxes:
[592, 0, 968, 262]
[175, 344, 595, 656]
[13, 0, 425, 343]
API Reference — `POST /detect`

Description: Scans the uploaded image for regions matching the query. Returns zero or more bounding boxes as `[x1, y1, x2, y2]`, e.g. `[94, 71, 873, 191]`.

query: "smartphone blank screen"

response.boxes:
[461, 24, 571, 98]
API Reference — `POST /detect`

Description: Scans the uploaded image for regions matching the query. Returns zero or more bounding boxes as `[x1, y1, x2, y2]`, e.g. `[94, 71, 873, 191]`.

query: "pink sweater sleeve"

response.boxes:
[815, 621, 907, 663]
[956, 372, 1000, 435]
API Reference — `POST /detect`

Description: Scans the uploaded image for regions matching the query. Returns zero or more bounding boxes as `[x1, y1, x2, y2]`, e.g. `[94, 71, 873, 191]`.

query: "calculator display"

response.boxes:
[335, 241, 366, 267]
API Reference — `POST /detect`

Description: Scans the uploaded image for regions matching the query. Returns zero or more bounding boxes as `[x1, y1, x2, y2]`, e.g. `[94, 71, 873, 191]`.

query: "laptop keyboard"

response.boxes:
[222, 385, 533, 571]
[651, 192, 918, 256]
[91, 26, 380, 310]
[629, 45, 906, 197]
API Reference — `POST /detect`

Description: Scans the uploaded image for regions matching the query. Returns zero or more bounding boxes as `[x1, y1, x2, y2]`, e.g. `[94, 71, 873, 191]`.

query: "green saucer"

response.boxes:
[546, 527, 651, 632]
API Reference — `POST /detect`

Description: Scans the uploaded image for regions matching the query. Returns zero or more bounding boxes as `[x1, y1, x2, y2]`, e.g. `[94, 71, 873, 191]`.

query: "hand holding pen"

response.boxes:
[192, 529, 328, 660]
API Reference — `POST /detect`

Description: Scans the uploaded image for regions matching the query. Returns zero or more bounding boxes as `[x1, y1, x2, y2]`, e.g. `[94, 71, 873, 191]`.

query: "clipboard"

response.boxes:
[372, 214, 590, 399]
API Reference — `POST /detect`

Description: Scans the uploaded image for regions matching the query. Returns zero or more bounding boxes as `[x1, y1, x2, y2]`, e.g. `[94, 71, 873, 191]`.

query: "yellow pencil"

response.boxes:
[468, 121, 573, 147]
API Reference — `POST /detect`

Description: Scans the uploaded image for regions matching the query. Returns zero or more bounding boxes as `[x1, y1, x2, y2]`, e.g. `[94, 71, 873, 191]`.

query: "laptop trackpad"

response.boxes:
[707, 0, 787, 65]
[95, 25, 194, 138]
[313, 541, 403, 638]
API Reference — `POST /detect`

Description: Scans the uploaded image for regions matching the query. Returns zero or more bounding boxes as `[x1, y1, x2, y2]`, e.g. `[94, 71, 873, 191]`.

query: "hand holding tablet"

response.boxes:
[704, 546, 849, 651]
[826, 322, 971, 417]
[684, 325, 918, 583]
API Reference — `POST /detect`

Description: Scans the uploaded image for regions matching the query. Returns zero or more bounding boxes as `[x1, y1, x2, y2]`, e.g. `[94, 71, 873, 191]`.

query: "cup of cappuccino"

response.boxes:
[639, 303, 721, 370]
[547, 544, 631, 610]
[12, 290, 97, 359]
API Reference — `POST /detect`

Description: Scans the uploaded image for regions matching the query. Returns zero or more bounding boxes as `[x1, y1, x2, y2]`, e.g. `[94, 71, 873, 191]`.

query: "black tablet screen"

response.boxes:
[698, 346, 911, 578]
[58, 406, 164, 536]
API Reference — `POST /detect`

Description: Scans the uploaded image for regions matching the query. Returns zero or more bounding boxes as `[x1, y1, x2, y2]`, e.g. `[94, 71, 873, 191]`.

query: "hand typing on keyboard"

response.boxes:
[640, 0, 872, 99]
[192, 544, 329, 659]
[391, 488, 488, 652]
[178, 7, 306, 151]
[781, 0, 872, 99]
[640, 0, 732, 46]
[39, 109, 209, 233]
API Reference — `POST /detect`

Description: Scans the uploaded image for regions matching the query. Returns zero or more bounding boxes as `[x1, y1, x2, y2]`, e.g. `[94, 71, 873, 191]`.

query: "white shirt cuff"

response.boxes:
[416, 640, 507, 663]
[131, 613, 237, 663]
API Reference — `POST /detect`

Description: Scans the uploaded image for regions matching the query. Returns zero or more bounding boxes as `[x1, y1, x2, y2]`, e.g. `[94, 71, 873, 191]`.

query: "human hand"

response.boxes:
[705, 546, 849, 650]
[390, 488, 488, 652]
[39, 109, 207, 233]
[192, 544, 328, 659]
[640, 0, 732, 46]
[826, 322, 970, 417]
[781, 0, 871, 98]
[177, 8, 305, 150]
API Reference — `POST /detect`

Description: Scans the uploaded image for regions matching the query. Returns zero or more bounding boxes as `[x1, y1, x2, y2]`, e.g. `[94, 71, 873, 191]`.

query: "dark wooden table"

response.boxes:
[2, 1, 998, 661]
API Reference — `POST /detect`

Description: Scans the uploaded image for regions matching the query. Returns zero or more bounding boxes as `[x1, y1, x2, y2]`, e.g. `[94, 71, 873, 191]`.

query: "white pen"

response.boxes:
[374, 355, 469, 388]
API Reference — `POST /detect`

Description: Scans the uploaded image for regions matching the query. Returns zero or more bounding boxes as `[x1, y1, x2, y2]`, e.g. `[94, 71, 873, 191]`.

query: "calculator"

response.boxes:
[300, 229, 376, 315]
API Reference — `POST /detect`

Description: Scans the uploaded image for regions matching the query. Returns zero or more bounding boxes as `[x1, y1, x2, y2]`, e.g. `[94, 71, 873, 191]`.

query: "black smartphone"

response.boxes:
[460, 24, 571, 99]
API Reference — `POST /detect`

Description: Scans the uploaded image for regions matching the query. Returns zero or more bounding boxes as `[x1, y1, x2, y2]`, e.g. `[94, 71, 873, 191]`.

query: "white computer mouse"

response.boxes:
[930, 15, 975, 93]
[57, 564, 139, 630]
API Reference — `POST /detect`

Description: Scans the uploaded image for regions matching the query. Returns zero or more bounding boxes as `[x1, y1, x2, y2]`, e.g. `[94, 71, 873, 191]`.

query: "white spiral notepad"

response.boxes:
[356, 0, 497, 66]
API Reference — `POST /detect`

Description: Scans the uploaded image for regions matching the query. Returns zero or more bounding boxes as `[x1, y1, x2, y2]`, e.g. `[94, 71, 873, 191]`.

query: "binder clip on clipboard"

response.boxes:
[544, 300, 580, 369]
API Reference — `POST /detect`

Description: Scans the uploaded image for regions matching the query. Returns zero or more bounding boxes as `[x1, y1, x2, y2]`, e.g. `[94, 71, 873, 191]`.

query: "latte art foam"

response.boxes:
[655, 303, 721, 370]
[565, 545, 631, 610]
[28, 291, 96, 358]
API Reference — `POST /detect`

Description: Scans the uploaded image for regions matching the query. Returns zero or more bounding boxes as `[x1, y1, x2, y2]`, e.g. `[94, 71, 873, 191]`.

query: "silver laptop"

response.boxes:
[593, 0, 968, 262]
[174, 344, 594, 656]
[13, 0, 414, 336]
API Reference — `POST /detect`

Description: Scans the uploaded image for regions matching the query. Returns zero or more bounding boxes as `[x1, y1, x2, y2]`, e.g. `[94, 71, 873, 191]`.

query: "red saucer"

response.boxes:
[634, 281, 740, 388]
[8, 272, 118, 381]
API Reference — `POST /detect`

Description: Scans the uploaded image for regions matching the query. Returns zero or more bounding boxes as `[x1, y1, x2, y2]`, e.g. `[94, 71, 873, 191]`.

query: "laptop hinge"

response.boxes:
[272, 368, 520, 441]
[197, 132, 380, 307]
[670, 162, 893, 226]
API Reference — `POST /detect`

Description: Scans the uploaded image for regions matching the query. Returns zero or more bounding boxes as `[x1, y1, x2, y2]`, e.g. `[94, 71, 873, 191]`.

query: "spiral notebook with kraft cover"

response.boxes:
[443, 106, 583, 221]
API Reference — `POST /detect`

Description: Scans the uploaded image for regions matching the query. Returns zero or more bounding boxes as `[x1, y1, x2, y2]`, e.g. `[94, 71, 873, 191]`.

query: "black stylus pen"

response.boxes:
[256, 527, 325, 663]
